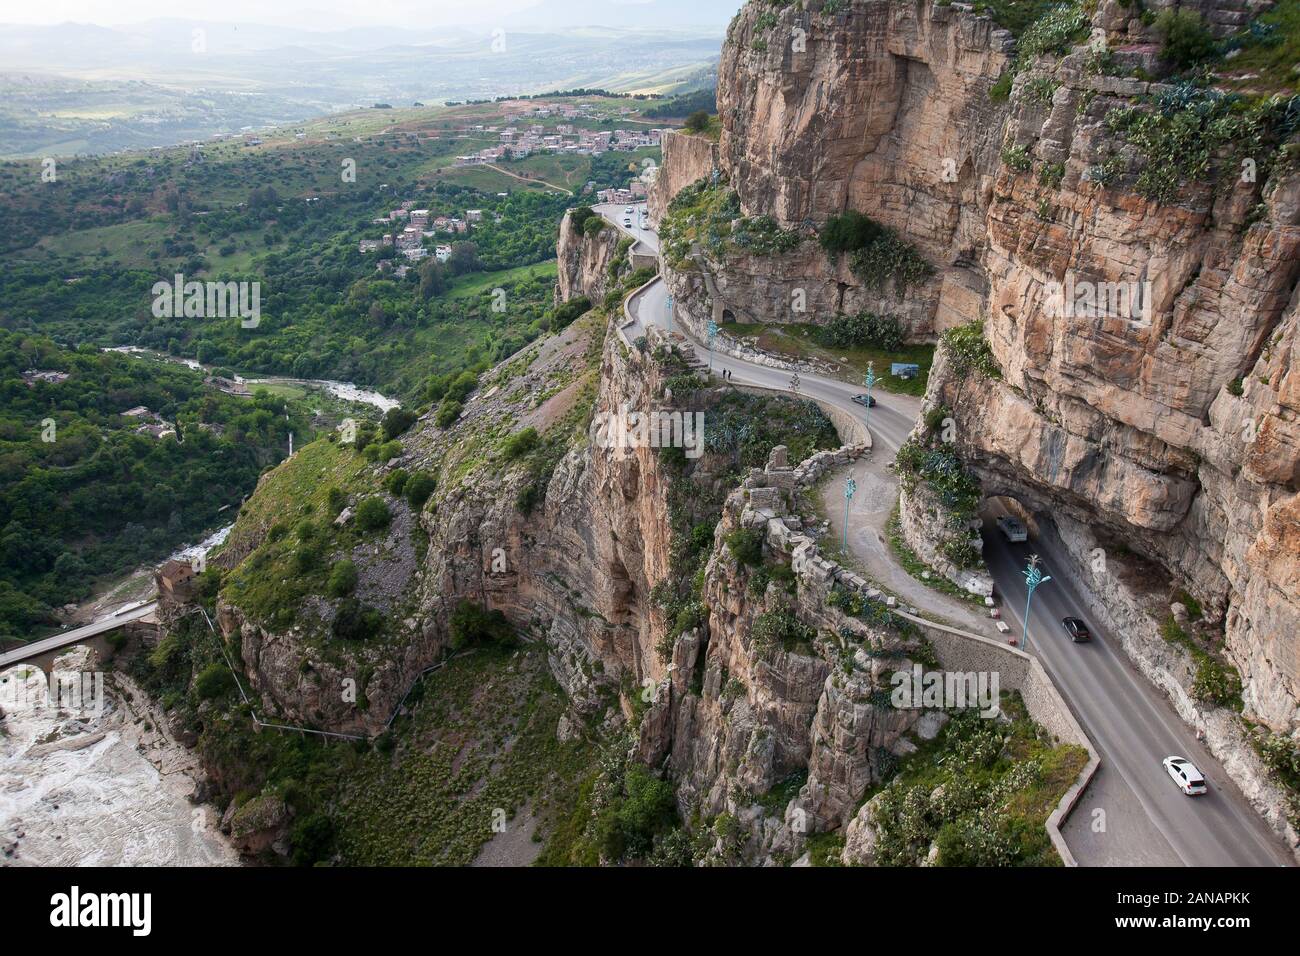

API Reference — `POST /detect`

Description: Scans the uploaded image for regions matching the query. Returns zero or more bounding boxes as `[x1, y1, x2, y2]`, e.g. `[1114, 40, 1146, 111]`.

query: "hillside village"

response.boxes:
[358, 202, 482, 266]
[454, 120, 666, 166]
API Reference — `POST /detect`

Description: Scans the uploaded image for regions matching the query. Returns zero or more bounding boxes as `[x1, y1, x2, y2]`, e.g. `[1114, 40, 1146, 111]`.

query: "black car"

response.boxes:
[851, 393, 877, 408]
[1062, 617, 1091, 642]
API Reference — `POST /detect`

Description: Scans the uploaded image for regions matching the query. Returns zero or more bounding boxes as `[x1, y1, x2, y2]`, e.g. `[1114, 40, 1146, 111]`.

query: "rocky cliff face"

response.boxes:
[556, 209, 622, 306]
[204, 280, 938, 860]
[647, 129, 719, 227]
[653, 2, 1015, 346]
[654, 0, 1299, 733]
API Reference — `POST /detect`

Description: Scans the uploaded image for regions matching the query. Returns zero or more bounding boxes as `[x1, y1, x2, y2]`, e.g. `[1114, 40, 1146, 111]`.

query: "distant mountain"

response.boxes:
[0, 15, 723, 156]
[513, 0, 743, 29]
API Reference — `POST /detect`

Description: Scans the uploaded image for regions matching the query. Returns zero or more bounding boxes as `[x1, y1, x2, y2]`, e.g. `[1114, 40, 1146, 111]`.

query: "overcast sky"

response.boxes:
[0, 0, 738, 29]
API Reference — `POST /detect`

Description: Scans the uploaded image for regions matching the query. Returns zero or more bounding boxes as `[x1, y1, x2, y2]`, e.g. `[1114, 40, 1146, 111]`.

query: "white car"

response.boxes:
[622, 218, 632, 228]
[996, 515, 1027, 542]
[624, 206, 634, 214]
[1163, 756, 1208, 796]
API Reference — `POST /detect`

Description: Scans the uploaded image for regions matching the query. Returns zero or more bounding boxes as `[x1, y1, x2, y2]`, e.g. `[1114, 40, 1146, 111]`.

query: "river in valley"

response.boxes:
[0, 650, 240, 867]
[103, 346, 401, 412]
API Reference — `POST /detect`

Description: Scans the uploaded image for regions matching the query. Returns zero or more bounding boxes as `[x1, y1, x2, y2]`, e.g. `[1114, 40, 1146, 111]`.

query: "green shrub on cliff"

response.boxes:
[751, 608, 817, 655]
[820, 210, 884, 254]
[659, 178, 799, 265]
[725, 528, 764, 566]
[404, 473, 437, 510]
[1103, 86, 1298, 204]
[448, 599, 515, 650]
[327, 560, 358, 597]
[850, 232, 933, 294]
[940, 319, 1001, 379]
[1156, 9, 1217, 69]
[684, 109, 712, 132]
[818, 210, 933, 296]
[1013, 2, 1089, 71]
[568, 205, 596, 233]
[870, 703, 1088, 866]
[354, 497, 390, 531]
[816, 311, 904, 351]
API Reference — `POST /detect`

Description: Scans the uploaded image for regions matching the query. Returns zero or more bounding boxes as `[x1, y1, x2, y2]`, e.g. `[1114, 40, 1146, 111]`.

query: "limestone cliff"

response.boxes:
[647, 129, 719, 227]
[653, 0, 1299, 736]
[556, 208, 622, 306]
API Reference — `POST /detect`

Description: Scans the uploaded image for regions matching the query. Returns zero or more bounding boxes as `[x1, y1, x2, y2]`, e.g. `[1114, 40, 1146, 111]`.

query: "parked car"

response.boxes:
[1061, 617, 1091, 642]
[1163, 756, 1208, 796]
[851, 393, 876, 408]
[996, 515, 1027, 542]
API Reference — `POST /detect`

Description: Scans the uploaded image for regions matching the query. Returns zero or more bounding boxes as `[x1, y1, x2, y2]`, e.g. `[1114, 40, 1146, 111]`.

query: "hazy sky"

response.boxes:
[0, 0, 737, 29]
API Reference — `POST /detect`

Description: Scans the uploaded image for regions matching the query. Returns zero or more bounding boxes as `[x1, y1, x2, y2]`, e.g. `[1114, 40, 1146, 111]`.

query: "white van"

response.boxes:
[997, 516, 1027, 542]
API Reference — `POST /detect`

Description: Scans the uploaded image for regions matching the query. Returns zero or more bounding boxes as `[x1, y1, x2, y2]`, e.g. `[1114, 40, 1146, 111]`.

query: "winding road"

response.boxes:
[599, 204, 1294, 867]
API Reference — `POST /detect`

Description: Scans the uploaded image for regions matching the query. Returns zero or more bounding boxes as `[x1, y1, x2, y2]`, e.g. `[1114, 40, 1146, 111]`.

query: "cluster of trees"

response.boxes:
[815, 312, 905, 351]
[3, 160, 570, 403]
[643, 88, 716, 119]
[0, 331, 312, 639]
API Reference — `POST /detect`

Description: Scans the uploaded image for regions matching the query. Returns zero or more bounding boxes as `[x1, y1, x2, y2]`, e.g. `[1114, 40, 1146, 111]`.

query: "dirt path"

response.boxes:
[482, 164, 573, 195]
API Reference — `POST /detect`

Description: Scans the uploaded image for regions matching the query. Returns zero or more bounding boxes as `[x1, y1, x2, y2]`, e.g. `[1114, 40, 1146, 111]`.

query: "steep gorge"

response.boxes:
[653, 0, 1299, 739]
[144, 0, 1299, 864]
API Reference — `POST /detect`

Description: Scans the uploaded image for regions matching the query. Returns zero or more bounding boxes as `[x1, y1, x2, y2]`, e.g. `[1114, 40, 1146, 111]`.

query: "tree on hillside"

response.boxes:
[447, 241, 481, 276]
[684, 110, 712, 133]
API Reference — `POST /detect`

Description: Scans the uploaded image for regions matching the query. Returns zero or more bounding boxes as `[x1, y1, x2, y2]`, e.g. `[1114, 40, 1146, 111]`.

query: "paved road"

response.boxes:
[0, 602, 158, 669]
[981, 511, 1293, 867]
[631, 278, 917, 454]
[600, 204, 1294, 867]
[593, 201, 658, 256]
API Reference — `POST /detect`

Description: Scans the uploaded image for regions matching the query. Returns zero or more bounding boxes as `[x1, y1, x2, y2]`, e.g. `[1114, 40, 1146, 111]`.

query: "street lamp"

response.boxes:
[1021, 554, 1052, 653]
[706, 318, 718, 371]
[665, 293, 674, 334]
[842, 473, 857, 550]
[863, 361, 876, 438]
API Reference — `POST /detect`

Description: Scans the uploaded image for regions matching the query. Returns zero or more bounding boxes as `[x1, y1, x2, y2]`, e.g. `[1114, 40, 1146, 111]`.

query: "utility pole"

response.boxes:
[863, 360, 876, 439]
[666, 294, 673, 334]
[706, 318, 718, 371]
[843, 473, 857, 550]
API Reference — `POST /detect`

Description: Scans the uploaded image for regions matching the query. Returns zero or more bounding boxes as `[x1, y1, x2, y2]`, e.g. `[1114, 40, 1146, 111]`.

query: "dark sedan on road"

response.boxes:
[1062, 617, 1091, 642]
[851, 393, 877, 408]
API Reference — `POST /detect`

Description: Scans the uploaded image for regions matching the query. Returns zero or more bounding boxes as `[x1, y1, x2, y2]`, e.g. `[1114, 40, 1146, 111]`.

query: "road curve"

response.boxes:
[599, 206, 1294, 867]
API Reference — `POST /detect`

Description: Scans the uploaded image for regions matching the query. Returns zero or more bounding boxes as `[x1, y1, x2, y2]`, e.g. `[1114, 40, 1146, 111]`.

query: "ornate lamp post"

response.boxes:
[1021, 554, 1053, 653]
[863, 361, 876, 437]
[843, 474, 857, 550]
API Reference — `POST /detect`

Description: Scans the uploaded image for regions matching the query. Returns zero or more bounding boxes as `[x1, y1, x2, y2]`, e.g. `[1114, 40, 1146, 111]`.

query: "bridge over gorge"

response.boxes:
[0, 601, 160, 675]
[0, 557, 199, 675]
